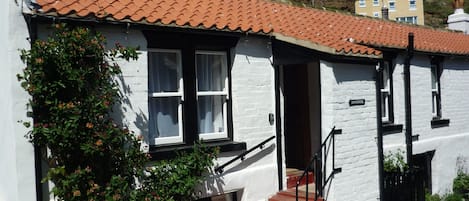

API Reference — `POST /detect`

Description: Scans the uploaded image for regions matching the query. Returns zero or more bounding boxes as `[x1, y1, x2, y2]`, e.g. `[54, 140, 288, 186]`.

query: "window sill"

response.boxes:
[382, 123, 403, 135]
[149, 141, 247, 160]
[431, 118, 450, 128]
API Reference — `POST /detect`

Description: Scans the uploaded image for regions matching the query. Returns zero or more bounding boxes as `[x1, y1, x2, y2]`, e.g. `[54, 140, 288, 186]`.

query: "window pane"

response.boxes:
[389, 1, 395, 10]
[410, 0, 416, 9]
[149, 97, 180, 138]
[381, 92, 389, 118]
[198, 96, 225, 134]
[359, 0, 365, 7]
[196, 53, 226, 92]
[382, 64, 389, 89]
[431, 65, 437, 90]
[149, 51, 180, 92]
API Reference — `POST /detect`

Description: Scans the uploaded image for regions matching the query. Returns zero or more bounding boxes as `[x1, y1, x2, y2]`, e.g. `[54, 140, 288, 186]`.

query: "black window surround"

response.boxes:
[380, 57, 403, 134]
[382, 123, 403, 135]
[143, 31, 246, 158]
[430, 56, 450, 128]
[380, 60, 395, 123]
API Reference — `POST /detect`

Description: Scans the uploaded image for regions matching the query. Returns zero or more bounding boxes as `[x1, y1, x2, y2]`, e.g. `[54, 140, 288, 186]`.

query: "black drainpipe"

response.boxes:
[376, 61, 385, 201]
[404, 33, 414, 168]
[26, 14, 43, 201]
[275, 65, 283, 190]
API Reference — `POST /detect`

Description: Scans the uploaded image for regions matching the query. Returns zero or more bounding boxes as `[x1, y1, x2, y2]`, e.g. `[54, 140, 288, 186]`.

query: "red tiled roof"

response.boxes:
[35, 0, 469, 57]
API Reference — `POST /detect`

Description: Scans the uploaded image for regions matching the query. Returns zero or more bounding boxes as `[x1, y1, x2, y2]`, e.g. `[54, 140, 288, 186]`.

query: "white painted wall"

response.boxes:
[320, 61, 380, 201]
[383, 53, 469, 195]
[196, 36, 278, 201]
[90, 27, 278, 201]
[0, 1, 37, 201]
[448, 9, 469, 34]
[24, 19, 469, 201]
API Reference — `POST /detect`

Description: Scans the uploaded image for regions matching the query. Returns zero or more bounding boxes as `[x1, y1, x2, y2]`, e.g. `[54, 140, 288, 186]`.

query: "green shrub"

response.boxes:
[138, 143, 219, 201]
[426, 192, 464, 201]
[425, 171, 469, 201]
[443, 193, 464, 201]
[453, 171, 469, 199]
[383, 149, 408, 173]
[426, 192, 442, 201]
[19, 24, 217, 201]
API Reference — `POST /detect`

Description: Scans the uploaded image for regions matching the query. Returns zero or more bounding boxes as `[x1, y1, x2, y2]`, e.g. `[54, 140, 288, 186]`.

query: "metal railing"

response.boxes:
[215, 136, 275, 174]
[295, 127, 342, 201]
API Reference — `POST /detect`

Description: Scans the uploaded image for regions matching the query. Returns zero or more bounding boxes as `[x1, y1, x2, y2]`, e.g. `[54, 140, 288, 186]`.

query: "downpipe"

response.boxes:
[376, 62, 385, 201]
[404, 33, 414, 168]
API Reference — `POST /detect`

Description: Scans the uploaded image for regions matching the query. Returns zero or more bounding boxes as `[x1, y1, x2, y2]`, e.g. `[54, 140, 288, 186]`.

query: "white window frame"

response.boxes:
[373, 12, 380, 17]
[409, 0, 416, 10]
[148, 49, 184, 145]
[396, 16, 418, 24]
[389, 0, 396, 11]
[431, 63, 441, 118]
[359, 0, 366, 7]
[195, 51, 229, 140]
[373, 0, 380, 6]
[381, 62, 391, 122]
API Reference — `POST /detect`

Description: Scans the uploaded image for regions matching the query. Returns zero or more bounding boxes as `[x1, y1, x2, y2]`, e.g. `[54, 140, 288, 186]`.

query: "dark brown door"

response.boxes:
[283, 64, 312, 169]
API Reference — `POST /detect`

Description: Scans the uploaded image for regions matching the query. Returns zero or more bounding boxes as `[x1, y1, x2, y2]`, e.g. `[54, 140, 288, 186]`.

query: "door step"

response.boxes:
[286, 168, 314, 189]
[268, 184, 323, 201]
[269, 169, 322, 201]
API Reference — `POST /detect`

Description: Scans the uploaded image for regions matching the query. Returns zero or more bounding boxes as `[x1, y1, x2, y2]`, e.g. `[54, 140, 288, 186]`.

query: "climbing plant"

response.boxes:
[18, 24, 217, 201]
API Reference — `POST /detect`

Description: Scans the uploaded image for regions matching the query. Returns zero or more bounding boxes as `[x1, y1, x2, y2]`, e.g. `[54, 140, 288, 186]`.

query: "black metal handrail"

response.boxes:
[215, 136, 276, 174]
[295, 127, 342, 201]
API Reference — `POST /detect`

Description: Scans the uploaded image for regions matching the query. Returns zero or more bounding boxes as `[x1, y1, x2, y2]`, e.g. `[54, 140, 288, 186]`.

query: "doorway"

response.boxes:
[283, 63, 321, 169]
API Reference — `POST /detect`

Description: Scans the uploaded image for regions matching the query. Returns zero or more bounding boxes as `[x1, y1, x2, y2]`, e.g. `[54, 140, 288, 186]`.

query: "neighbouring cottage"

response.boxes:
[3, 0, 469, 201]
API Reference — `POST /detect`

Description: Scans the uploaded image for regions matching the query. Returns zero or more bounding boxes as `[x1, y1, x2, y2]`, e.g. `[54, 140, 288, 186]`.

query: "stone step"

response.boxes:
[286, 168, 314, 189]
[269, 183, 322, 201]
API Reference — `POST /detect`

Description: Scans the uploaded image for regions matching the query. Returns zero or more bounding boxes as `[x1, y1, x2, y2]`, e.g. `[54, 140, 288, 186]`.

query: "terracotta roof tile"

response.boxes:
[35, 0, 469, 56]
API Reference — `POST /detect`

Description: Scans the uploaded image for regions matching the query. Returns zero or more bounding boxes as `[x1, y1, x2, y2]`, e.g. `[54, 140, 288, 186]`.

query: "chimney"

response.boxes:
[448, 0, 469, 34]
[381, 6, 389, 20]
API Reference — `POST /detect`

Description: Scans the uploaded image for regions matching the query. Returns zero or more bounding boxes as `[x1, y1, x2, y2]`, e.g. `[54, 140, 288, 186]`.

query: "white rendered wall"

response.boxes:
[320, 61, 380, 201]
[383, 53, 469, 194]
[0, 1, 37, 201]
[448, 9, 469, 34]
[219, 36, 278, 200]
[91, 27, 278, 201]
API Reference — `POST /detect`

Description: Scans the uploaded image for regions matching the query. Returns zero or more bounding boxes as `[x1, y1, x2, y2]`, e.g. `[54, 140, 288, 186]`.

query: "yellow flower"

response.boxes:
[66, 102, 75, 109]
[35, 58, 43, 64]
[73, 190, 81, 197]
[95, 139, 103, 146]
[86, 122, 94, 129]
[112, 194, 121, 200]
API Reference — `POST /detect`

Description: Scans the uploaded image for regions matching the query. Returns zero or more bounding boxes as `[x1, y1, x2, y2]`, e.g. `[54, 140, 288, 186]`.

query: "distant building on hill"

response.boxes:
[355, 0, 424, 25]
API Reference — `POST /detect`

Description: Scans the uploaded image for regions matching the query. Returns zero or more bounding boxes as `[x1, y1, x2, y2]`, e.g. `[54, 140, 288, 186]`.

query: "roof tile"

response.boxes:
[35, 0, 469, 56]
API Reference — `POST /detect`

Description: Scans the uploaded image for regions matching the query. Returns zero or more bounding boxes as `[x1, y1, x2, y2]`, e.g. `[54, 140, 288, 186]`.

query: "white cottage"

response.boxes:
[3, 0, 469, 201]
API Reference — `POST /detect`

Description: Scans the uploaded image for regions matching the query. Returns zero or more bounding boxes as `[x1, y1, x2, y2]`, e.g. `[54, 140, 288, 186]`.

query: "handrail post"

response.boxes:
[296, 180, 299, 201]
[306, 165, 309, 201]
[295, 127, 340, 201]
[315, 155, 319, 201]
[333, 128, 335, 173]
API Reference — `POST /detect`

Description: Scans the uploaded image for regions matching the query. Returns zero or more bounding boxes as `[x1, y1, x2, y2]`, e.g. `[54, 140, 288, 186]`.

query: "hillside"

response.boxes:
[274, 0, 469, 28]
